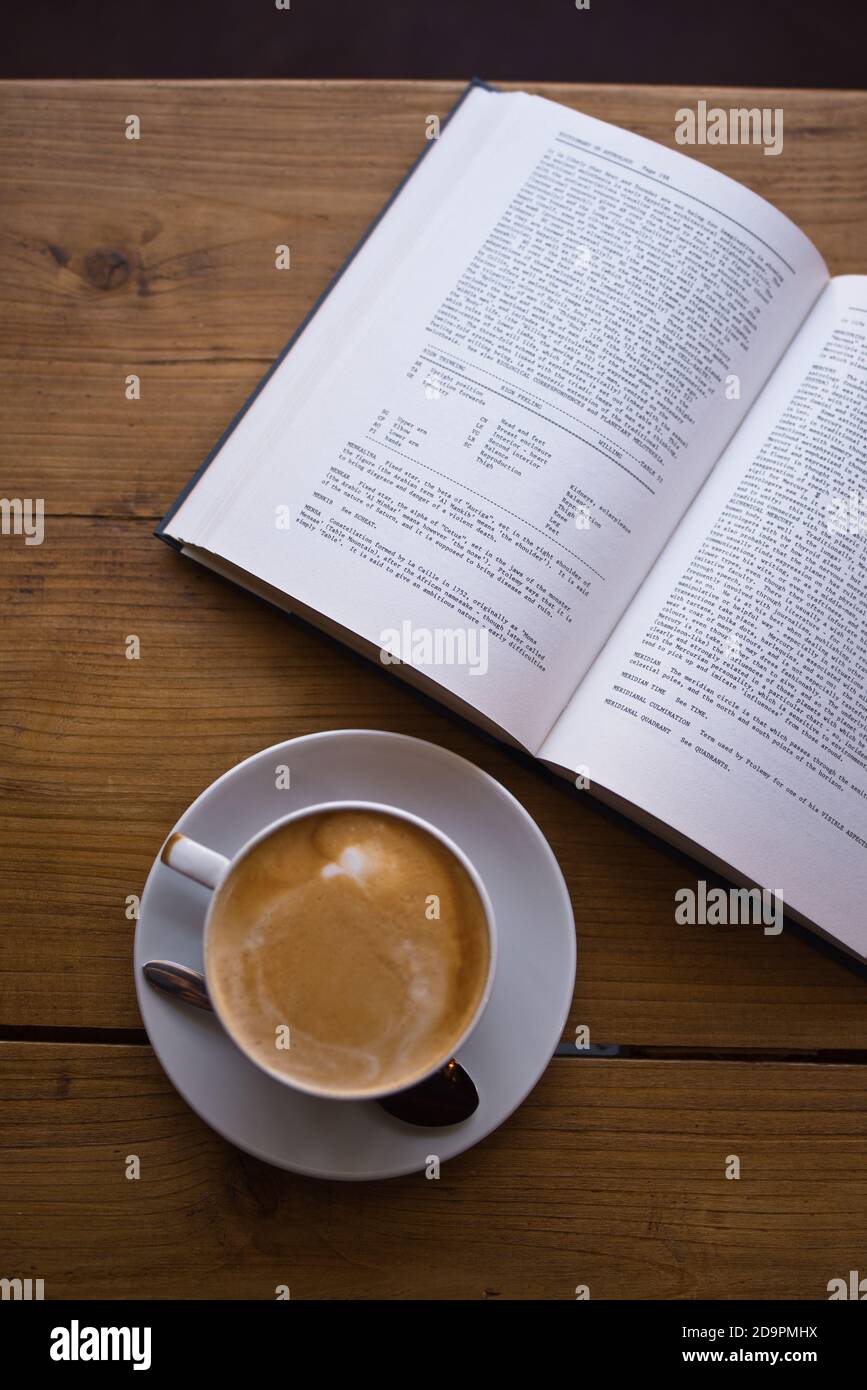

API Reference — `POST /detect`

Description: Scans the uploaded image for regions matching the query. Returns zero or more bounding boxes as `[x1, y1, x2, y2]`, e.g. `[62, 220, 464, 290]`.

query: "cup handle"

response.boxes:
[160, 832, 230, 891]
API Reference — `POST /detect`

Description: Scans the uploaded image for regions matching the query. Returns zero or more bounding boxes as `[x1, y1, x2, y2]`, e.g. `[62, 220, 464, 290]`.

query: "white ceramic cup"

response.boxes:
[161, 800, 497, 1100]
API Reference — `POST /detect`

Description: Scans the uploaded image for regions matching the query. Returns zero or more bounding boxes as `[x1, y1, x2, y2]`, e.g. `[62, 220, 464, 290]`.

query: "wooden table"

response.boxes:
[1, 80, 866, 1300]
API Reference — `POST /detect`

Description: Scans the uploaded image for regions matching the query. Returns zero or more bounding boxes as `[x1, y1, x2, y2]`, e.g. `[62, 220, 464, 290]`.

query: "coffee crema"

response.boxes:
[206, 809, 491, 1097]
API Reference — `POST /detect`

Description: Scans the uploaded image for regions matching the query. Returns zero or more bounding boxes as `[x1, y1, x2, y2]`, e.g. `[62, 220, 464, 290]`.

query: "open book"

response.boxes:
[158, 81, 867, 963]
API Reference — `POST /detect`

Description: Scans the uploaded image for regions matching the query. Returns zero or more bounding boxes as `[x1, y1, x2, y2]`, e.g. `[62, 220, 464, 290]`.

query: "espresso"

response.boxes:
[206, 809, 491, 1096]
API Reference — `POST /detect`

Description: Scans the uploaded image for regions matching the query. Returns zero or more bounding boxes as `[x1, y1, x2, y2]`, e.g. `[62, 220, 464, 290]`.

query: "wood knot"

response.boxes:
[83, 249, 132, 291]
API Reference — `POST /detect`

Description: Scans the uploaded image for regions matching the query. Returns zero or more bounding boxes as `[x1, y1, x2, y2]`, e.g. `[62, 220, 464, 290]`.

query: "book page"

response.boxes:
[164, 86, 827, 751]
[542, 278, 867, 957]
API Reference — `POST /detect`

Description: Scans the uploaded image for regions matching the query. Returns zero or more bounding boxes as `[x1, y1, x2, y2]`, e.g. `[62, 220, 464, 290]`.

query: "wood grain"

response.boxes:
[0, 1044, 864, 1300]
[2, 517, 866, 1041]
[0, 82, 864, 513]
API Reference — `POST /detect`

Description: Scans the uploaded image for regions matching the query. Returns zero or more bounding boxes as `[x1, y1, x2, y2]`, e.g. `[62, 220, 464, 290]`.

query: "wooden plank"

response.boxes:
[0, 81, 864, 513]
[0, 1044, 864, 1299]
[1, 516, 866, 1043]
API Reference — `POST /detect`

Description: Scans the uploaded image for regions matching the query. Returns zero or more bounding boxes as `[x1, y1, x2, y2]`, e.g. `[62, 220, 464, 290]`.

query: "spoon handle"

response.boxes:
[143, 959, 213, 1011]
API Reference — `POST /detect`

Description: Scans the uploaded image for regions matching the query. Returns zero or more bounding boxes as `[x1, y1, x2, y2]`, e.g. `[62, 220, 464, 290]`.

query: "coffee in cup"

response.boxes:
[202, 806, 492, 1098]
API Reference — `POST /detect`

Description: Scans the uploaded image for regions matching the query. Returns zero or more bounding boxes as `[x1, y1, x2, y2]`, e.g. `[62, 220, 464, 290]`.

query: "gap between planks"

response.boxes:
[2, 1026, 867, 1063]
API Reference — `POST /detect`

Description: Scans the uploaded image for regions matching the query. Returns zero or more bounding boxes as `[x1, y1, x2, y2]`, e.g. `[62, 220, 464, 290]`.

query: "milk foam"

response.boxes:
[206, 810, 490, 1096]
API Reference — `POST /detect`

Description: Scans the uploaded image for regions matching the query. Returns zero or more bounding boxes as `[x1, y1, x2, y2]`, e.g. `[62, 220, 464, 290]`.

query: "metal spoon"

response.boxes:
[143, 959, 479, 1127]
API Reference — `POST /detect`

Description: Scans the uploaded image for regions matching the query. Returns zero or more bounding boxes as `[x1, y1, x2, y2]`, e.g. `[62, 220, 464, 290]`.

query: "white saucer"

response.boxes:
[135, 730, 576, 1180]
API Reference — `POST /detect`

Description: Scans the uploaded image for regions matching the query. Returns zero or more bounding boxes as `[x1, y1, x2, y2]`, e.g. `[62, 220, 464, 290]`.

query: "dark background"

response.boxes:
[3, 0, 866, 87]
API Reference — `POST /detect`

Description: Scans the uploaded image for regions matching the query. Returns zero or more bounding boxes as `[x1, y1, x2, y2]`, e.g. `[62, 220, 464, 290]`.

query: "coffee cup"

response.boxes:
[161, 801, 496, 1101]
